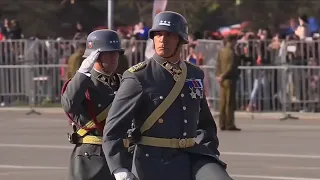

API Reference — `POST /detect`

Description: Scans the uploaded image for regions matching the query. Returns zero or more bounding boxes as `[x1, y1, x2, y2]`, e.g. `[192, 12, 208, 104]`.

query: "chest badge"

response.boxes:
[186, 79, 204, 99]
[189, 87, 197, 99]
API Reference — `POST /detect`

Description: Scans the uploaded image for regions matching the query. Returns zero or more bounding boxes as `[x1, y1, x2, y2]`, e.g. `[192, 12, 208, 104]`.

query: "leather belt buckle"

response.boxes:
[178, 138, 187, 148]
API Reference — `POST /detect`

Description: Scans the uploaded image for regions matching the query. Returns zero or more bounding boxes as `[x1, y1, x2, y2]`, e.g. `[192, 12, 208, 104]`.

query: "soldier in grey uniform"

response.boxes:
[103, 11, 232, 180]
[61, 29, 131, 180]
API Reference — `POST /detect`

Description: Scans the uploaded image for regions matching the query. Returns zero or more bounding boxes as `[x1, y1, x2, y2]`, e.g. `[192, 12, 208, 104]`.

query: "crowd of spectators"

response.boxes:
[0, 15, 320, 112]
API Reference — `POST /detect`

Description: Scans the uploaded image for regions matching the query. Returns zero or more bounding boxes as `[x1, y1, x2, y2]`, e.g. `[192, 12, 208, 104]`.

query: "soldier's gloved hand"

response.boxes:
[114, 168, 138, 180]
[78, 49, 100, 75]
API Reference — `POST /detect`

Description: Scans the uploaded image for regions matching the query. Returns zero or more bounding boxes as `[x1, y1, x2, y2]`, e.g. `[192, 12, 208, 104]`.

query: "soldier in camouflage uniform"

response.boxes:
[61, 30, 131, 180]
[102, 11, 232, 180]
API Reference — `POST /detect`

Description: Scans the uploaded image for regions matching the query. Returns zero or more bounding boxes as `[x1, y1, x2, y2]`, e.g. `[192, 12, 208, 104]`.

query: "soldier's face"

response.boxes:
[98, 51, 119, 73]
[153, 31, 180, 57]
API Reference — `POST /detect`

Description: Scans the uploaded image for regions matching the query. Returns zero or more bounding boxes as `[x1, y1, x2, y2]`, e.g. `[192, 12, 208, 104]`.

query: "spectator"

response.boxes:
[8, 19, 22, 39]
[73, 22, 87, 40]
[186, 44, 198, 64]
[134, 21, 149, 40]
[0, 28, 5, 40]
[1, 18, 10, 39]
[295, 14, 310, 40]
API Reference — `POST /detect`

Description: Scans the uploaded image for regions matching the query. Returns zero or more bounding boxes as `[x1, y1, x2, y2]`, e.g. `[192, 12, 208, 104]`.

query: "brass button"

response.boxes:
[178, 139, 187, 148]
[158, 118, 164, 123]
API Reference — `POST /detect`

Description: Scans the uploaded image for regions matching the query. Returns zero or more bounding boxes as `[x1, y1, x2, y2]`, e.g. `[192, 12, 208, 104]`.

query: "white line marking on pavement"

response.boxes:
[0, 143, 72, 149]
[2, 143, 320, 159]
[0, 165, 67, 170]
[1, 165, 320, 180]
[221, 152, 320, 159]
[244, 124, 320, 130]
[269, 166, 320, 170]
[231, 174, 320, 180]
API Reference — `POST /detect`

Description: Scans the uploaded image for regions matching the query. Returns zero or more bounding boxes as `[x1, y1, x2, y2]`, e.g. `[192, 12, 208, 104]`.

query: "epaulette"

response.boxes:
[128, 62, 146, 73]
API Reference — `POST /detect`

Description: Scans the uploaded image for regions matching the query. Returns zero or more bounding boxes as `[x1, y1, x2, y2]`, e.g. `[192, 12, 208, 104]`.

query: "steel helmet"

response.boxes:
[149, 11, 188, 44]
[83, 29, 124, 58]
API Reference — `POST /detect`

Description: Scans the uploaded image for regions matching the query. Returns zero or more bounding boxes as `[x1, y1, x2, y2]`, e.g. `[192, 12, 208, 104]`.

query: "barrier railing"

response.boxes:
[201, 65, 320, 116]
[0, 64, 67, 109]
[0, 39, 189, 67]
[1, 64, 319, 115]
[1, 39, 320, 117]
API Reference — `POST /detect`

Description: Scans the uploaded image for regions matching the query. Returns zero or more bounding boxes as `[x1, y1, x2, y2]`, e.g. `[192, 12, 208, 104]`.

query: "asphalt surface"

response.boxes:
[0, 110, 319, 180]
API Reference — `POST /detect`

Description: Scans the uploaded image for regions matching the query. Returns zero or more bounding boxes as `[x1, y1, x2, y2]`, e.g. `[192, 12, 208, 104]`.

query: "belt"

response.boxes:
[77, 135, 130, 148]
[78, 135, 103, 145]
[138, 136, 196, 148]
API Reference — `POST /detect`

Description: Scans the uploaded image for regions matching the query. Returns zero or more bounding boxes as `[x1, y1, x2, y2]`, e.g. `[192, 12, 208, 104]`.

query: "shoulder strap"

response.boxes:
[140, 61, 188, 134]
[77, 103, 111, 137]
[61, 79, 112, 137]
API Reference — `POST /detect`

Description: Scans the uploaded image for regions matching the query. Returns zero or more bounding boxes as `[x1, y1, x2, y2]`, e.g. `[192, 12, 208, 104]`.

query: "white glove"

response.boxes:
[78, 49, 100, 74]
[114, 168, 137, 180]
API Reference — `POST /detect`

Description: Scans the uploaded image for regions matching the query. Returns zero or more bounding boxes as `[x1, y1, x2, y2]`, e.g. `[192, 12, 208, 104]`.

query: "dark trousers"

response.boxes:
[133, 151, 232, 180]
[190, 154, 233, 180]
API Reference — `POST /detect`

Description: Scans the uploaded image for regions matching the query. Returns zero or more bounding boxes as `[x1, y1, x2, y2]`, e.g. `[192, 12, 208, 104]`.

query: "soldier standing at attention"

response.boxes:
[103, 11, 233, 180]
[215, 35, 241, 131]
[61, 30, 131, 180]
[67, 42, 86, 79]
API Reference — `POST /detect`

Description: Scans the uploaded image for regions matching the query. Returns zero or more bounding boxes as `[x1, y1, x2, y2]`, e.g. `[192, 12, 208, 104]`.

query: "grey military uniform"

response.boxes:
[61, 69, 129, 180]
[103, 54, 232, 180]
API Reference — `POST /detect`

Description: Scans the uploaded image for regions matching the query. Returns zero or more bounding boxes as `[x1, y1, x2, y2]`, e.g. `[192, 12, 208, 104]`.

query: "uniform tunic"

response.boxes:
[61, 69, 128, 180]
[103, 54, 231, 180]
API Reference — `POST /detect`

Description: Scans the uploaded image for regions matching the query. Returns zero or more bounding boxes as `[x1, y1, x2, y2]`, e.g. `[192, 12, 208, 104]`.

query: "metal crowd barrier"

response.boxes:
[1, 39, 320, 114]
[0, 64, 67, 107]
[0, 64, 319, 115]
[201, 65, 320, 114]
[0, 39, 189, 67]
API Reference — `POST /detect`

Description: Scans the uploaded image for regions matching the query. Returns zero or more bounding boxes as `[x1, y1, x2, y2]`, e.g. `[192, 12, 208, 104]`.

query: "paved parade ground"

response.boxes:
[0, 108, 319, 180]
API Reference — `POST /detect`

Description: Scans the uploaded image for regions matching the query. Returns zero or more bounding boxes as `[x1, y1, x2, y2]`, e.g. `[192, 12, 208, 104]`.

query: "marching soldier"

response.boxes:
[215, 35, 241, 131]
[61, 29, 131, 180]
[103, 11, 232, 180]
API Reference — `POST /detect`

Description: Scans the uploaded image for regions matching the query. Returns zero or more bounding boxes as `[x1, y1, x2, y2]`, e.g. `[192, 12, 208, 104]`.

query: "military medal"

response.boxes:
[196, 89, 203, 99]
[189, 87, 197, 99]
[165, 63, 172, 70]
[173, 74, 180, 82]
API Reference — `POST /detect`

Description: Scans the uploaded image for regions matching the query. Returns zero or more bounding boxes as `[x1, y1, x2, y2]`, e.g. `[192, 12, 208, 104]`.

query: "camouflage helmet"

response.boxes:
[149, 11, 188, 44]
[83, 29, 124, 58]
